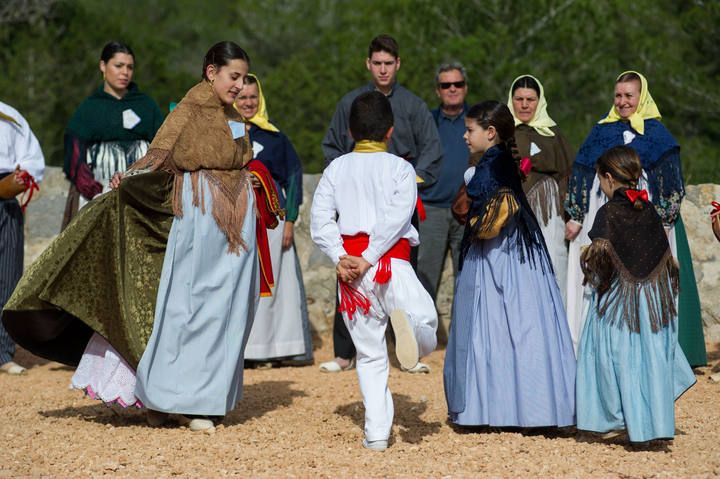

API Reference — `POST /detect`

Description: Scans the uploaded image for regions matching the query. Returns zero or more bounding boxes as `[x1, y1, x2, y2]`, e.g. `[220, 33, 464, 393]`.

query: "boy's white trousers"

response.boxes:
[342, 258, 438, 442]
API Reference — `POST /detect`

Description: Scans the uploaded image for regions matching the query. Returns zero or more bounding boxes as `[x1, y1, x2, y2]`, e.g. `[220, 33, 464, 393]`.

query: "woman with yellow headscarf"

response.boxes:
[507, 75, 574, 304]
[564, 71, 706, 367]
[236, 74, 313, 368]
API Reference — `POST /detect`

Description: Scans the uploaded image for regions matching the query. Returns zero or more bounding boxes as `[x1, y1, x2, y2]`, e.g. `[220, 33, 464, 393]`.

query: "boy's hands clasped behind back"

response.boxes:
[336, 255, 372, 283]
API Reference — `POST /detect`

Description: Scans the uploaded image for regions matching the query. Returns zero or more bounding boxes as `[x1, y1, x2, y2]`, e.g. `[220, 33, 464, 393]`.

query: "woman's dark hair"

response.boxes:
[201, 41, 250, 80]
[467, 100, 524, 177]
[100, 41, 134, 63]
[511, 75, 541, 96]
[349, 91, 394, 142]
[596, 145, 644, 209]
[243, 74, 258, 85]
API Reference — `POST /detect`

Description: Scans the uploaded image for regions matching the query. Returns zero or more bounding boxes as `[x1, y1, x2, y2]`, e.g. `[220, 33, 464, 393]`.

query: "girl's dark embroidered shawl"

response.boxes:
[581, 189, 679, 333]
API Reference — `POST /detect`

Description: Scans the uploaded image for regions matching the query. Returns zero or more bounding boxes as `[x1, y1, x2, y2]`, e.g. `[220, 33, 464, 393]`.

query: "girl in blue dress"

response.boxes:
[444, 101, 576, 428]
[576, 145, 695, 443]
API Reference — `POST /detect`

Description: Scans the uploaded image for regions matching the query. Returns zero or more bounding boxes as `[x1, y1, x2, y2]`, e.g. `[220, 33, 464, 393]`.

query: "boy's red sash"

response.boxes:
[338, 233, 410, 318]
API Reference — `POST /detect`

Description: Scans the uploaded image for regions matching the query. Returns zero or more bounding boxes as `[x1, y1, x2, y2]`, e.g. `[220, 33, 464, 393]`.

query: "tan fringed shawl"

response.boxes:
[581, 189, 679, 333]
[131, 80, 252, 253]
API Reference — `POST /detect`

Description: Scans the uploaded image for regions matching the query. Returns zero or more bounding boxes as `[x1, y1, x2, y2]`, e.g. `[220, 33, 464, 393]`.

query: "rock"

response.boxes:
[682, 184, 720, 341]
[23, 166, 67, 265]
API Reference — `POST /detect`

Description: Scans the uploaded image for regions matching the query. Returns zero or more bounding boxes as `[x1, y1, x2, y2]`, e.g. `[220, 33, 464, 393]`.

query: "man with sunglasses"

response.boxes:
[320, 34, 442, 375]
[416, 63, 469, 313]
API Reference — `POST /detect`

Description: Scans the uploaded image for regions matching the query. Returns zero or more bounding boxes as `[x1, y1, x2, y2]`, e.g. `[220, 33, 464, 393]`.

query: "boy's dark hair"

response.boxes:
[368, 34, 399, 59]
[349, 91, 394, 142]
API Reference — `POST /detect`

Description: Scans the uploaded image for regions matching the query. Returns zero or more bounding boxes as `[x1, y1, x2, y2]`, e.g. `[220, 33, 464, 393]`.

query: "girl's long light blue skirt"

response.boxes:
[576, 284, 696, 442]
[444, 224, 576, 427]
[135, 173, 259, 416]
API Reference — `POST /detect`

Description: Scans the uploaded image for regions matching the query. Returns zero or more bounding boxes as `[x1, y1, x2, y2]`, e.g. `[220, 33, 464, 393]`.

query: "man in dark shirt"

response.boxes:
[417, 63, 469, 306]
[320, 34, 442, 374]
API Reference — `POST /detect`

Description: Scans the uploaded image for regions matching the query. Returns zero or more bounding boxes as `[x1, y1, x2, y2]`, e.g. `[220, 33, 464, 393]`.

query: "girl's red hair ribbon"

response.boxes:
[625, 188, 648, 203]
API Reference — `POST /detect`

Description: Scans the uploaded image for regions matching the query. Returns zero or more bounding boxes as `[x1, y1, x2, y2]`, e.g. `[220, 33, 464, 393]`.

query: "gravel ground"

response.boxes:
[1, 337, 719, 478]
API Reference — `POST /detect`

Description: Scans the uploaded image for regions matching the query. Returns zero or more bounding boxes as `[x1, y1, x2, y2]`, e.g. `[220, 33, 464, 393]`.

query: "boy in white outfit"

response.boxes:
[311, 91, 438, 452]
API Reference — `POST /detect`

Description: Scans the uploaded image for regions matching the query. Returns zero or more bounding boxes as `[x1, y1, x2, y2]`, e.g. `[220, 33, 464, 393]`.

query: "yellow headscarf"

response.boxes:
[234, 73, 279, 133]
[507, 74, 557, 137]
[598, 70, 661, 135]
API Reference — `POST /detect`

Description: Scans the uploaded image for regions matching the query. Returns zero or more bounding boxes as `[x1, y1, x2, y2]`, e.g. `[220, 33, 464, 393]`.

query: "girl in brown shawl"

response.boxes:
[2, 42, 275, 432]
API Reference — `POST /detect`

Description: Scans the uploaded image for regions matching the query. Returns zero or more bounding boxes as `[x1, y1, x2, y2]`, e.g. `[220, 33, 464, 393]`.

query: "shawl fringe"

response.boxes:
[526, 176, 562, 226]
[129, 147, 251, 255]
[462, 189, 551, 275]
[581, 239, 679, 333]
[470, 188, 519, 238]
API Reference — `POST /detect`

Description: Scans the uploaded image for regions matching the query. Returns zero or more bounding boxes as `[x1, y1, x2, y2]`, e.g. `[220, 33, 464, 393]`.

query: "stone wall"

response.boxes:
[24, 167, 720, 341]
[681, 184, 720, 341]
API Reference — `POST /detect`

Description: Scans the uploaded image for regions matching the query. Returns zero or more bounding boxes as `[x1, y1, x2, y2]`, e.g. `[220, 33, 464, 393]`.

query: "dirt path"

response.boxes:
[1, 338, 719, 478]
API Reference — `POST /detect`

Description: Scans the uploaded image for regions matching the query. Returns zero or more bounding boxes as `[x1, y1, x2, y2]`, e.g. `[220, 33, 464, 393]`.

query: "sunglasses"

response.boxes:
[438, 81, 466, 89]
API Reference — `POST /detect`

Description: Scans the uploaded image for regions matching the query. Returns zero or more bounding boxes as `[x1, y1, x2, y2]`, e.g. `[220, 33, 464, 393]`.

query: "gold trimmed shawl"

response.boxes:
[131, 80, 253, 253]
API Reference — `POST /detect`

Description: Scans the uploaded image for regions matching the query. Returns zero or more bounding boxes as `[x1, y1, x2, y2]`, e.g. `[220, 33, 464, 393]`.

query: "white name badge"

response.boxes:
[464, 166, 476, 185]
[529, 141, 541, 156]
[122, 109, 141, 130]
[623, 130, 636, 145]
[228, 121, 246, 139]
[252, 140, 264, 158]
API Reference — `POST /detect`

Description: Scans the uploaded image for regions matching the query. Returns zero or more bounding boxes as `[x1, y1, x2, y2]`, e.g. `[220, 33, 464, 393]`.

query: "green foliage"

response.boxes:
[1, 0, 718, 183]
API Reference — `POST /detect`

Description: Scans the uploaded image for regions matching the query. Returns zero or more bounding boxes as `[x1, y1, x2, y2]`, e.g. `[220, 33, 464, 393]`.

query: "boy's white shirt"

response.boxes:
[310, 150, 419, 266]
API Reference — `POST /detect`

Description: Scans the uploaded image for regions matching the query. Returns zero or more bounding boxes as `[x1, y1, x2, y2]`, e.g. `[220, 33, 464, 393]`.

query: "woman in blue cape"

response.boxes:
[564, 71, 706, 367]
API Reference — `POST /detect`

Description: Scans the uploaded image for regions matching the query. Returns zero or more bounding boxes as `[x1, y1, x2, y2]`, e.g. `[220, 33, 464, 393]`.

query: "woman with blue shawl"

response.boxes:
[235, 75, 313, 366]
[565, 71, 706, 367]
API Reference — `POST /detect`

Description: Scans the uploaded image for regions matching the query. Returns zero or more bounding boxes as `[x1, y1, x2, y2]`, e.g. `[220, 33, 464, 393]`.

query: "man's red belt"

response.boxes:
[338, 233, 411, 318]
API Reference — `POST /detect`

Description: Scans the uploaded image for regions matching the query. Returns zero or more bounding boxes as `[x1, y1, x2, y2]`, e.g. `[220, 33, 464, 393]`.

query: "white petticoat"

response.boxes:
[70, 333, 142, 408]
